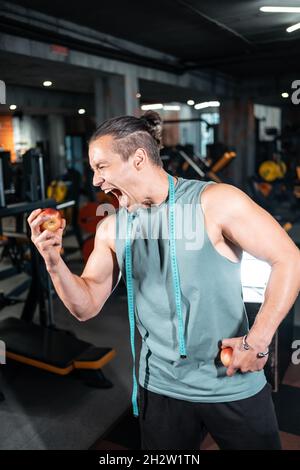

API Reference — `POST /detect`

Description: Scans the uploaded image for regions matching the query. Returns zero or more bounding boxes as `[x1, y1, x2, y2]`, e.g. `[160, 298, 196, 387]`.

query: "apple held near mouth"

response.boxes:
[220, 347, 233, 367]
[40, 208, 62, 232]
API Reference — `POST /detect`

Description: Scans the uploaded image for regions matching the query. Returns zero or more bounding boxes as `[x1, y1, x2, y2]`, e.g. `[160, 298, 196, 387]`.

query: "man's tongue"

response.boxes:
[112, 189, 122, 198]
[112, 189, 128, 206]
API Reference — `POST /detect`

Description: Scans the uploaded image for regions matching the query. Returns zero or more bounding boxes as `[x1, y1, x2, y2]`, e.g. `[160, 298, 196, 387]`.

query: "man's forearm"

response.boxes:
[47, 258, 96, 320]
[247, 256, 300, 350]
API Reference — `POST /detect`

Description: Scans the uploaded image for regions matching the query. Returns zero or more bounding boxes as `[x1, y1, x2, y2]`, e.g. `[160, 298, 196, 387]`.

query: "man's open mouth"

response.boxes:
[103, 188, 123, 199]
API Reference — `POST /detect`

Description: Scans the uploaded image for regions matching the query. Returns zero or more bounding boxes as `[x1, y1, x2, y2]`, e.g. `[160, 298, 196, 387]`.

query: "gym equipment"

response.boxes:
[254, 124, 300, 208]
[79, 192, 119, 264]
[0, 151, 14, 205]
[78, 202, 107, 264]
[161, 143, 236, 184]
[161, 115, 236, 183]
[0, 150, 116, 393]
[22, 148, 46, 202]
[210, 151, 237, 174]
[0, 154, 33, 309]
[47, 180, 68, 203]
[248, 176, 300, 245]
[47, 167, 83, 250]
[258, 160, 287, 182]
[78, 202, 103, 235]
[248, 173, 300, 237]
[82, 236, 95, 265]
[249, 123, 300, 233]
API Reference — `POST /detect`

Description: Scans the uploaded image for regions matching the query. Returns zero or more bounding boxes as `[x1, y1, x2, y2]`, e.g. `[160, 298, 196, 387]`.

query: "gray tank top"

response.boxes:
[115, 177, 266, 402]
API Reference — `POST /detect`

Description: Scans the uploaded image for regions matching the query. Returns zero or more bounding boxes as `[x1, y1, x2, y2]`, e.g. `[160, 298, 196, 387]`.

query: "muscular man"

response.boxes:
[28, 112, 300, 450]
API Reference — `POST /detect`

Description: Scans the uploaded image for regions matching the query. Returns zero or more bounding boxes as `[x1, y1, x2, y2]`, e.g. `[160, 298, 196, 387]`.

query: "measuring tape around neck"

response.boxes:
[125, 174, 186, 417]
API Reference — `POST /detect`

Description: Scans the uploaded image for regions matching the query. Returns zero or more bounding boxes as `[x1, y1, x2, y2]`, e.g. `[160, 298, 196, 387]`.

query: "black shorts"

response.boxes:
[138, 383, 281, 450]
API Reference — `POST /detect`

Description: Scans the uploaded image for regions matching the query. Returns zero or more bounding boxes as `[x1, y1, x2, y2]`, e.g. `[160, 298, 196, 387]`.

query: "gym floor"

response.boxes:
[0, 230, 300, 450]
[0, 233, 139, 449]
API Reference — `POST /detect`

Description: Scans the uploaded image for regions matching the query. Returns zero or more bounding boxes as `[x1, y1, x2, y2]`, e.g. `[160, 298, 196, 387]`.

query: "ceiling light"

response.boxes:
[136, 93, 141, 99]
[78, 108, 86, 114]
[281, 92, 289, 98]
[260, 6, 300, 13]
[9, 104, 17, 110]
[43, 80, 53, 87]
[287, 22, 300, 33]
[141, 103, 163, 110]
[187, 100, 195, 106]
[194, 101, 220, 110]
[163, 105, 181, 111]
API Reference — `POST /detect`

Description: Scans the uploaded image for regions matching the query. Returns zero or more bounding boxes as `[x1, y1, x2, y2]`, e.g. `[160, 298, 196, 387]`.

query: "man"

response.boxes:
[28, 112, 300, 450]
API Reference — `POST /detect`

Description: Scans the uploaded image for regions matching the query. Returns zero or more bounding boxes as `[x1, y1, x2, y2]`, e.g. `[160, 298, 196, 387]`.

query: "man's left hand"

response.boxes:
[221, 337, 269, 377]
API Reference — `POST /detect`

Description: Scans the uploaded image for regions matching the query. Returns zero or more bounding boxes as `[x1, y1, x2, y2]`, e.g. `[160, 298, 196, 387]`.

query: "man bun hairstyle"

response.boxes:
[140, 111, 163, 148]
[89, 111, 163, 167]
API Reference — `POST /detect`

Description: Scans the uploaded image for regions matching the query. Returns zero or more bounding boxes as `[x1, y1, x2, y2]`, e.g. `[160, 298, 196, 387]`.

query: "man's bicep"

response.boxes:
[81, 224, 120, 304]
[214, 184, 299, 265]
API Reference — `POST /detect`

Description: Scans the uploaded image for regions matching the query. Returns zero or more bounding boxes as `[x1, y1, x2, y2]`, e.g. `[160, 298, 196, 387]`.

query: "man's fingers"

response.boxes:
[35, 229, 56, 244]
[30, 215, 52, 236]
[226, 366, 238, 377]
[221, 338, 236, 349]
[27, 208, 42, 224]
[39, 238, 61, 250]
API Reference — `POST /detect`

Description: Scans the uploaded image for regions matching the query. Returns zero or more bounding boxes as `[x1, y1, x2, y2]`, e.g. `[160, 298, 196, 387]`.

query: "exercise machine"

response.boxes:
[0, 150, 116, 396]
[161, 142, 236, 183]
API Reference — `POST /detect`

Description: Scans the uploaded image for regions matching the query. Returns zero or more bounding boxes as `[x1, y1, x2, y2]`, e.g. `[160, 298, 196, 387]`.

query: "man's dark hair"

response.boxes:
[89, 111, 163, 167]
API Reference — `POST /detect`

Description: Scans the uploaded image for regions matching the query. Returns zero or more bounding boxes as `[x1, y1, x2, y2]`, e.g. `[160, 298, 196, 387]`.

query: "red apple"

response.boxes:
[40, 208, 62, 232]
[220, 347, 233, 367]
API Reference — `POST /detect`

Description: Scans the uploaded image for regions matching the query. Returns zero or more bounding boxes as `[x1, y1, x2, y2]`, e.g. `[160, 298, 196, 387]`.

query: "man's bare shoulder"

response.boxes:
[201, 181, 298, 263]
[201, 182, 251, 217]
[201, 182, 247, 201]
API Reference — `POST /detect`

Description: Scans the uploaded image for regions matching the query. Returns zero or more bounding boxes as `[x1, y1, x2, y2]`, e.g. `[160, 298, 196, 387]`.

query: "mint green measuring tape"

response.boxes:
[125, 174, 187, 417]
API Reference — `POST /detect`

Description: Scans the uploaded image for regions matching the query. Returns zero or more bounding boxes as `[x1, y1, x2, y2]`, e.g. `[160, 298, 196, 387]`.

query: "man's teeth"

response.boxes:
[103, 188, 123, 198]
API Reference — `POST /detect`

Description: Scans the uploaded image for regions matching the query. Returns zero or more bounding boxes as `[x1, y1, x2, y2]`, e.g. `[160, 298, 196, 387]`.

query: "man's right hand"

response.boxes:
[27, 208, 66, 272]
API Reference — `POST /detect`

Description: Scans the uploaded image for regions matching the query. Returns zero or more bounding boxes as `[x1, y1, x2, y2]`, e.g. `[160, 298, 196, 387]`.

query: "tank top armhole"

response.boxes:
[197, 181, 241, 265]
[199, 180, 218, 200]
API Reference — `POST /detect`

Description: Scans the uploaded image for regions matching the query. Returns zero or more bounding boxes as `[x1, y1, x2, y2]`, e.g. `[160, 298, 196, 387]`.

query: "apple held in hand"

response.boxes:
[40, 208, 62, 232]
[220, 347, 233, 367]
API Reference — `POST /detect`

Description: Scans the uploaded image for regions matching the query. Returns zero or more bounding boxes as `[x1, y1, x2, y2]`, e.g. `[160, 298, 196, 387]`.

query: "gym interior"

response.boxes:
[0, 0, 300, 451]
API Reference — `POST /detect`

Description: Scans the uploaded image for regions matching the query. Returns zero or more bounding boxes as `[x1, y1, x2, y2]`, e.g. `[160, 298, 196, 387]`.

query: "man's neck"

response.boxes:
[128, 170, 178, 211]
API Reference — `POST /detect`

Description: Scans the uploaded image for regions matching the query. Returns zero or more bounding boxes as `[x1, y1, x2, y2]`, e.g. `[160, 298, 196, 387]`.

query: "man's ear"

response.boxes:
[133, 147, 148, 170]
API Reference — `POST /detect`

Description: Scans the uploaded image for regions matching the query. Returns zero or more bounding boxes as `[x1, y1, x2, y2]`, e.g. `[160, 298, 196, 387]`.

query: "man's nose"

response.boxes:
[93, 174, 104, 187]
